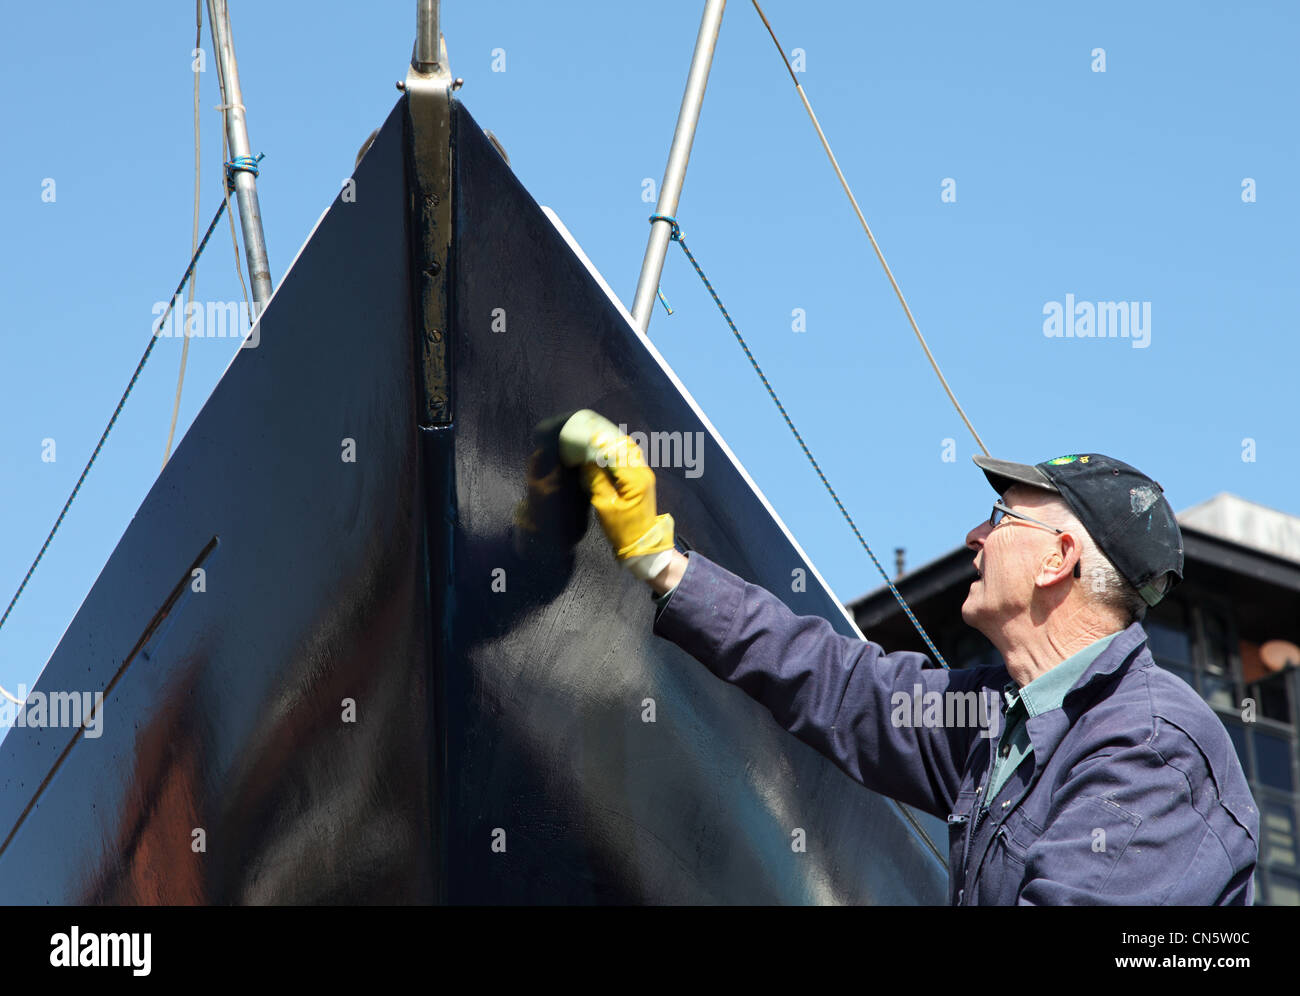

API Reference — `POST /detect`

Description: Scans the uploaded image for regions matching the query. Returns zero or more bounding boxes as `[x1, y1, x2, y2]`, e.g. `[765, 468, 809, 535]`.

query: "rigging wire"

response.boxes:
[1, 8, 263, 702]
[0, 147, 258, 701]
[650, 214, 951, 668]
[643, 4, 1003, 665]
[0, 197, 232, 697]
[750, 0, 989, 458]
[163, 0, 206, 468]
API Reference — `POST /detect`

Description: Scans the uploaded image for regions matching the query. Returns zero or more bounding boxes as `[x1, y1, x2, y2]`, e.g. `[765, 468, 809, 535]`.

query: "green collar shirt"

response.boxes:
[982, 632, 1121, 810]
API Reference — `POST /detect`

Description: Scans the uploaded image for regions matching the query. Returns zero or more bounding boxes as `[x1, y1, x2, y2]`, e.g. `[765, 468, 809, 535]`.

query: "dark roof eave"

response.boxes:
[1179, 525, 1300, 592]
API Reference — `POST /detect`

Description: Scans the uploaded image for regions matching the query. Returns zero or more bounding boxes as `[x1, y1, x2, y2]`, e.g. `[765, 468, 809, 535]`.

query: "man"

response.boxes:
[548, 410, 1259, 905]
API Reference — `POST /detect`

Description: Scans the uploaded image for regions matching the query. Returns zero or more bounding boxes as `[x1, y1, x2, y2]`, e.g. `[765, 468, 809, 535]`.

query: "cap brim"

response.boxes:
[972, 455, 1057, 496]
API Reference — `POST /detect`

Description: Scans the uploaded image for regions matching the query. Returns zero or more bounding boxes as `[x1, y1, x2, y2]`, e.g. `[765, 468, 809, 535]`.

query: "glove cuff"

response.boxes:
[623, 549, 675, 582]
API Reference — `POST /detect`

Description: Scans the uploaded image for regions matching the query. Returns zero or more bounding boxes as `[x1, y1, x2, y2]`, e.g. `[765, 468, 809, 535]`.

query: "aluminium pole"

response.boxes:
[207, 0, 274, 316]
[414, 0, 440, 73]
[629, 0, 726, 334]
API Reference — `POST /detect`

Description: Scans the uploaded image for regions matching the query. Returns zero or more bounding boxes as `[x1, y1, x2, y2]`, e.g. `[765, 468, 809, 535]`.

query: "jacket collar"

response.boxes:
[1065, 620, 1149, 698]
[1020, 621, 1149, 774]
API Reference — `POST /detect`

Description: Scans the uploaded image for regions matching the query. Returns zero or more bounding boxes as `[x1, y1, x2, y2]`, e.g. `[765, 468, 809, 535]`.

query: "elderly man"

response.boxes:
[550, 411, 1259, 905]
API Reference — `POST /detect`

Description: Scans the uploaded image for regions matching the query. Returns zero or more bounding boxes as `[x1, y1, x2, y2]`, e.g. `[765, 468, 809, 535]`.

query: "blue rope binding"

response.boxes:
[224, 152, 264, 192]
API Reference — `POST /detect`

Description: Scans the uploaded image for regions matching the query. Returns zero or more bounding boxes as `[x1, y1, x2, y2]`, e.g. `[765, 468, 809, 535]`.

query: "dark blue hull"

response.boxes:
[0, 96, 945, 904]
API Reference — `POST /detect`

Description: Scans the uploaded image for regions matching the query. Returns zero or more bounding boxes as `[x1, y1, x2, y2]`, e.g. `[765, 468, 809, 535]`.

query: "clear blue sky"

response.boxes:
[0, 1, 1296, 700]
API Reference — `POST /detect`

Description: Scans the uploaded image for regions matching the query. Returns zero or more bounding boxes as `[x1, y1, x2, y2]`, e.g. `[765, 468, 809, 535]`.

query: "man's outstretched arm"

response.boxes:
[555, 410, 1001, 819]
[652, 546, 999, 818]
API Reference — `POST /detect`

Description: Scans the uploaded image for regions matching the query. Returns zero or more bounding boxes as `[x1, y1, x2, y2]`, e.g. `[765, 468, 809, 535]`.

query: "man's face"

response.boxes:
[961, 485, 1068, 637]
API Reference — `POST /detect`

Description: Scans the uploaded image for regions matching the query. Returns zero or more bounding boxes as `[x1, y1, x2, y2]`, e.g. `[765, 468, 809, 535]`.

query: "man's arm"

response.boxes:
[556, 410, 998, 820]
[653, 549, 999, 820]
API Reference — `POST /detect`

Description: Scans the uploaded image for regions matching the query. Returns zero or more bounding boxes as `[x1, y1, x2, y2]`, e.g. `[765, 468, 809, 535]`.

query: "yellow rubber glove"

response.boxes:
[558, 410, 675, 580]
[512, 412, 591, 556]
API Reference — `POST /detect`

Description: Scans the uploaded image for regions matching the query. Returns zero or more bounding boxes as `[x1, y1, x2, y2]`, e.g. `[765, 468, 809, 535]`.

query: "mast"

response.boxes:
[630, 0, 726, 334]
[414, 0, 441, 73]
[207, 0, 274, 316]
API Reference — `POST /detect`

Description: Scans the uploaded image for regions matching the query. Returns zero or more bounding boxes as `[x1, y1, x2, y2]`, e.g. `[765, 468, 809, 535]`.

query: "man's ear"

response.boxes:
[1038, 533, 1082, 589]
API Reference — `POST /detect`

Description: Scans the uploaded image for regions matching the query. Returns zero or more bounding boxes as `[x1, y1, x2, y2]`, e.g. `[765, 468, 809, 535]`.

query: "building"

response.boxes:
[848, 492, 1300, 905]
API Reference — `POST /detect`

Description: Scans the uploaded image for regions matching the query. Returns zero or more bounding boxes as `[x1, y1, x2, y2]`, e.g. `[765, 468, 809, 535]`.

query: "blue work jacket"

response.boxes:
[653, 552, 1260, 905]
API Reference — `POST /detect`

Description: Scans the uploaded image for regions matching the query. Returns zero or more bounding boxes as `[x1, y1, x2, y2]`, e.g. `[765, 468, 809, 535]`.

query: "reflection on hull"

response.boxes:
[0, 97, 946, 904]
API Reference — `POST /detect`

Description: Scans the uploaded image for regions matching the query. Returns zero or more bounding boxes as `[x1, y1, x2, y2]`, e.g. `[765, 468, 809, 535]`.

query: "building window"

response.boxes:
[1263, 801, 1298, 871]
[1146, 600, 1194, 690]
[1200, 609, 1237, 710]
[1254, 729, 1296, 794]
[1269, 873, 1300, 907]
[1251, 670, 1293, 725]
[1242, 639, 1294, 726]
[1151, 595, 1300, 906]
[1225, 720, 1248, 770]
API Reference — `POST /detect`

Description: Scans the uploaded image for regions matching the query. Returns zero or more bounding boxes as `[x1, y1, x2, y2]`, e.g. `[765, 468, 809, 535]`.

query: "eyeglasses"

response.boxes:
[989, 501, 1063, 534]
[987, 501, 1082, 578]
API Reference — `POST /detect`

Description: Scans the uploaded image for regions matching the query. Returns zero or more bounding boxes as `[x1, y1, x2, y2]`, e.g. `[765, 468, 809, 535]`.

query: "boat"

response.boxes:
[0, 3, 946, 904]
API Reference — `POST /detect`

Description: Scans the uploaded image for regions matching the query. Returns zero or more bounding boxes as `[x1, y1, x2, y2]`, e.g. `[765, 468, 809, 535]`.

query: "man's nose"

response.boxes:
[966, 520, 992, 551]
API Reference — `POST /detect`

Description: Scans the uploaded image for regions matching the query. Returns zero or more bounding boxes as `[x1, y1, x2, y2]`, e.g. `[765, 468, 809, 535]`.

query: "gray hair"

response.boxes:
[1048, 499, 1150, 624]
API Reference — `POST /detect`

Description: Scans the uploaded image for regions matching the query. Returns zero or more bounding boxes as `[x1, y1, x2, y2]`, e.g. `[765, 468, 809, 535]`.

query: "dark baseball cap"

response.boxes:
[973, 453, 1184, 606]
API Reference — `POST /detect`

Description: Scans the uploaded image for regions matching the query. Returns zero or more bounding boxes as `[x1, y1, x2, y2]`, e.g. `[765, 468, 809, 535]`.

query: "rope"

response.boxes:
[750, 0, 989, 458]
[164, 0, 205, 469]
[0, 196, 231, 656]
[2, 60, 264, 690]
[224, 154, 263, 189]
[649, 213, 950, 668]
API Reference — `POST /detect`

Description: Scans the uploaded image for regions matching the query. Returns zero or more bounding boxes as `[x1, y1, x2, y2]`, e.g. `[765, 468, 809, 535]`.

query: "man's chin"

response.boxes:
[963, 599, 1006, 650]
[961, 593, 994, 637]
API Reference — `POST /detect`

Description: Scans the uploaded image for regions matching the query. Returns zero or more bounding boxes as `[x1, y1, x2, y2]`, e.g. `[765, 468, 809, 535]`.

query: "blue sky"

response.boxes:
[0, 1, 1296, 699]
